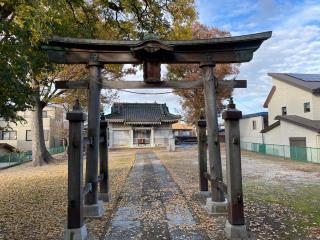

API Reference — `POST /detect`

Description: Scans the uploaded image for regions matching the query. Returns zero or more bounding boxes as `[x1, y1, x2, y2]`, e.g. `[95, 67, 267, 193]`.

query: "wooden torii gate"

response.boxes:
[42, 31, 271, 240]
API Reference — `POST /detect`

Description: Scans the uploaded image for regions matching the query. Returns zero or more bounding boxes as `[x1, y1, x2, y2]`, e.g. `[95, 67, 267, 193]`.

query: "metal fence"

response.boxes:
[241, 142, 320, 164]
[0, 146, 65, 168]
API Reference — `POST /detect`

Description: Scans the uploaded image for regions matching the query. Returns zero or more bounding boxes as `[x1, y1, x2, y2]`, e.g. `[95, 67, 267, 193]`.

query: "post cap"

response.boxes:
[66, 99, 87, 121]
[222, 97, 242, 120]
[198, 109, 206, 127]
[227, 97, 236, 109]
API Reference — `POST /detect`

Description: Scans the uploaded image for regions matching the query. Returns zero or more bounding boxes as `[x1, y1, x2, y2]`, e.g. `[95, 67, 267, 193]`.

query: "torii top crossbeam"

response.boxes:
[43, 31, 271, 65]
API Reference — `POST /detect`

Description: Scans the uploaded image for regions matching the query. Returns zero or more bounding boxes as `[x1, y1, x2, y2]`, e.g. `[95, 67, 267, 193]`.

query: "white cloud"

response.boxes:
[235, 13, 320, 114]
[114, 1, 320, 116]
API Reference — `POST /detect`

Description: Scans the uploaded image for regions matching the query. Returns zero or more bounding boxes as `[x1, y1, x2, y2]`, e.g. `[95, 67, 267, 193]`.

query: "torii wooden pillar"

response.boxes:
[42, 31, 271, 240]
[83, 58, 105, 217]
[201, 62, 225, 203]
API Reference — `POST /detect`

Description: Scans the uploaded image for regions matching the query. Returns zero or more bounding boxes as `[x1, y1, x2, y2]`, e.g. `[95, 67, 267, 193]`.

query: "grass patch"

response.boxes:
[244, 180, 320, 230]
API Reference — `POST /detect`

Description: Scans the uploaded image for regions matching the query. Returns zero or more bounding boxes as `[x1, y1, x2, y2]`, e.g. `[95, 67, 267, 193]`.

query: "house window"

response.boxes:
[26, 130, 32, 141]
[26, 130, 49, 141]
[42, 111, 48, 118]
[0, 131, 17, 140]
[281, 106, 287, 115]
[252, 120, 257, 130]
[304, 102, 310, 112]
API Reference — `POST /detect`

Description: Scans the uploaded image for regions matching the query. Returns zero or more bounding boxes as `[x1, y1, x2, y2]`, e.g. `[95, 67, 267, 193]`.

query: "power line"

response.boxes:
[118, 89, 176, 95]
[96, 79, 259, 109]
[235, 99, 259, 112]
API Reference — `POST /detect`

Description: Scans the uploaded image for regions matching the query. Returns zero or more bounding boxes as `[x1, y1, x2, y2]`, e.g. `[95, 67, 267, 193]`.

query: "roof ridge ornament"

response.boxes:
[131, 41, 173, 55]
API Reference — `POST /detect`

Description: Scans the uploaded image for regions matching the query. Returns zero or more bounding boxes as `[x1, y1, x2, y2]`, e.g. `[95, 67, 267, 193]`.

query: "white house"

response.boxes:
[239, 112, 268, 143]
[0, 105, 65, 151]
[262, 73, 320, 149]
[237, 73, 320, 162]
[105, 102, 180, 148]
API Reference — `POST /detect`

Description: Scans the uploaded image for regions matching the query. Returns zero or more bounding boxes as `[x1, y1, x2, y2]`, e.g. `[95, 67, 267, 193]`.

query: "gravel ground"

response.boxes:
[156, 146, 320, 240]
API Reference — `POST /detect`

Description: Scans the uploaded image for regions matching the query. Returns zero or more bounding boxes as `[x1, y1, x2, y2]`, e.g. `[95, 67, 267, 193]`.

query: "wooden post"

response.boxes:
[197, 114, 208, 192]
[65, 100, 87, 237]
[200, 61, 225, 202]
[99, 116, 111, 202]
[84, 57, 103, 209]
[222, 98, 245, 225]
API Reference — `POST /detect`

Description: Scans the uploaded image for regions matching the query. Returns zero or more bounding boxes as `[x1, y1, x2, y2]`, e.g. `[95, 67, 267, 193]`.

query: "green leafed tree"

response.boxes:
[0, 0, 196, 166]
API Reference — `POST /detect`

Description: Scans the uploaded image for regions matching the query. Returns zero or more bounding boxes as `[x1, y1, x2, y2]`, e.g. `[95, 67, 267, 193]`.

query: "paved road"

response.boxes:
[104, 151, 208, 240]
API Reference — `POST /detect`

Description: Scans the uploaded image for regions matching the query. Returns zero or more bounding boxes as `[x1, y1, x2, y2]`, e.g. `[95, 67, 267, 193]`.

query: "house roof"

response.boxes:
[105, 103, 180, 125]
[263, 86, 276, 108]
[275, 115, 320, 133]
[260, 120, 280, 133]
[172, 122, 194, 130]
[268, 73, 320, 94]
[242, 112, 268, 119]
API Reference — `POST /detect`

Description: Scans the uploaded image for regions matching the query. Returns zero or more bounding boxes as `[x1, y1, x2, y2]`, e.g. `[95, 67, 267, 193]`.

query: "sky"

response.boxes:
[113, 0, 320, 116]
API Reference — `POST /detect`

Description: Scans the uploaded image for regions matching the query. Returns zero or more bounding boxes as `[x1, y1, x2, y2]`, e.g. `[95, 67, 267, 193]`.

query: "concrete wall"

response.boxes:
[268, 78, 320, 124]
[0, 106, 64, 151]
[262, 121, 320, 163]
[154, 126, 173, 147]
[108, 124, 131, 148]
[108, 123, 173, 148]
[264, 120, 320, 148]
[239, 116, 265, 143]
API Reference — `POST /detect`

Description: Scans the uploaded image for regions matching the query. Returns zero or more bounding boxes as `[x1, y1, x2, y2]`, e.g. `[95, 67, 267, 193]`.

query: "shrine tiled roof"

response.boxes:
[105, 103, 180, 125]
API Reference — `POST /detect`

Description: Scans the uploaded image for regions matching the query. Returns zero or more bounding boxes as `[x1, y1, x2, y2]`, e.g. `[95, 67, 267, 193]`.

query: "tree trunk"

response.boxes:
[31, 85, 53, 166]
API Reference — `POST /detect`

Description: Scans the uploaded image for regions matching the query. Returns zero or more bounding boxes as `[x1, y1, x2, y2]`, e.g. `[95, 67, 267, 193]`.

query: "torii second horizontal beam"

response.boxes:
[55, 79, 247, 90]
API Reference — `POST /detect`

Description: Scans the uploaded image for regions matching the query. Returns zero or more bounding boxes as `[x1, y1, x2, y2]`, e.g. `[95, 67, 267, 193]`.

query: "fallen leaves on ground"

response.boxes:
[0, 149, 136, 240]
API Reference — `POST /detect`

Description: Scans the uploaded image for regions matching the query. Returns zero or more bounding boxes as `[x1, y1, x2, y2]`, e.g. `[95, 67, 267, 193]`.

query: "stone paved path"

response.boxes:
[104, 151, 209, 240]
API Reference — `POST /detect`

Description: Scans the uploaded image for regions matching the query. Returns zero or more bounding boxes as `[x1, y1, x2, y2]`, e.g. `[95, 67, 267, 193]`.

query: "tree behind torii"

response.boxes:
[167, 23, 240, 124]
[0, 0, 197, 166]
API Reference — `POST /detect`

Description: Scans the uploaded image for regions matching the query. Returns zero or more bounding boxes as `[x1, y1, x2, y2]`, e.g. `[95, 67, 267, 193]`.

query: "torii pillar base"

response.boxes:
[83, 201, 104, 218]
[225, 221, 249, 240]
[99, 192, 112, 202]
[64, 225, 88, 240]
[205, 198, 228, 215]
